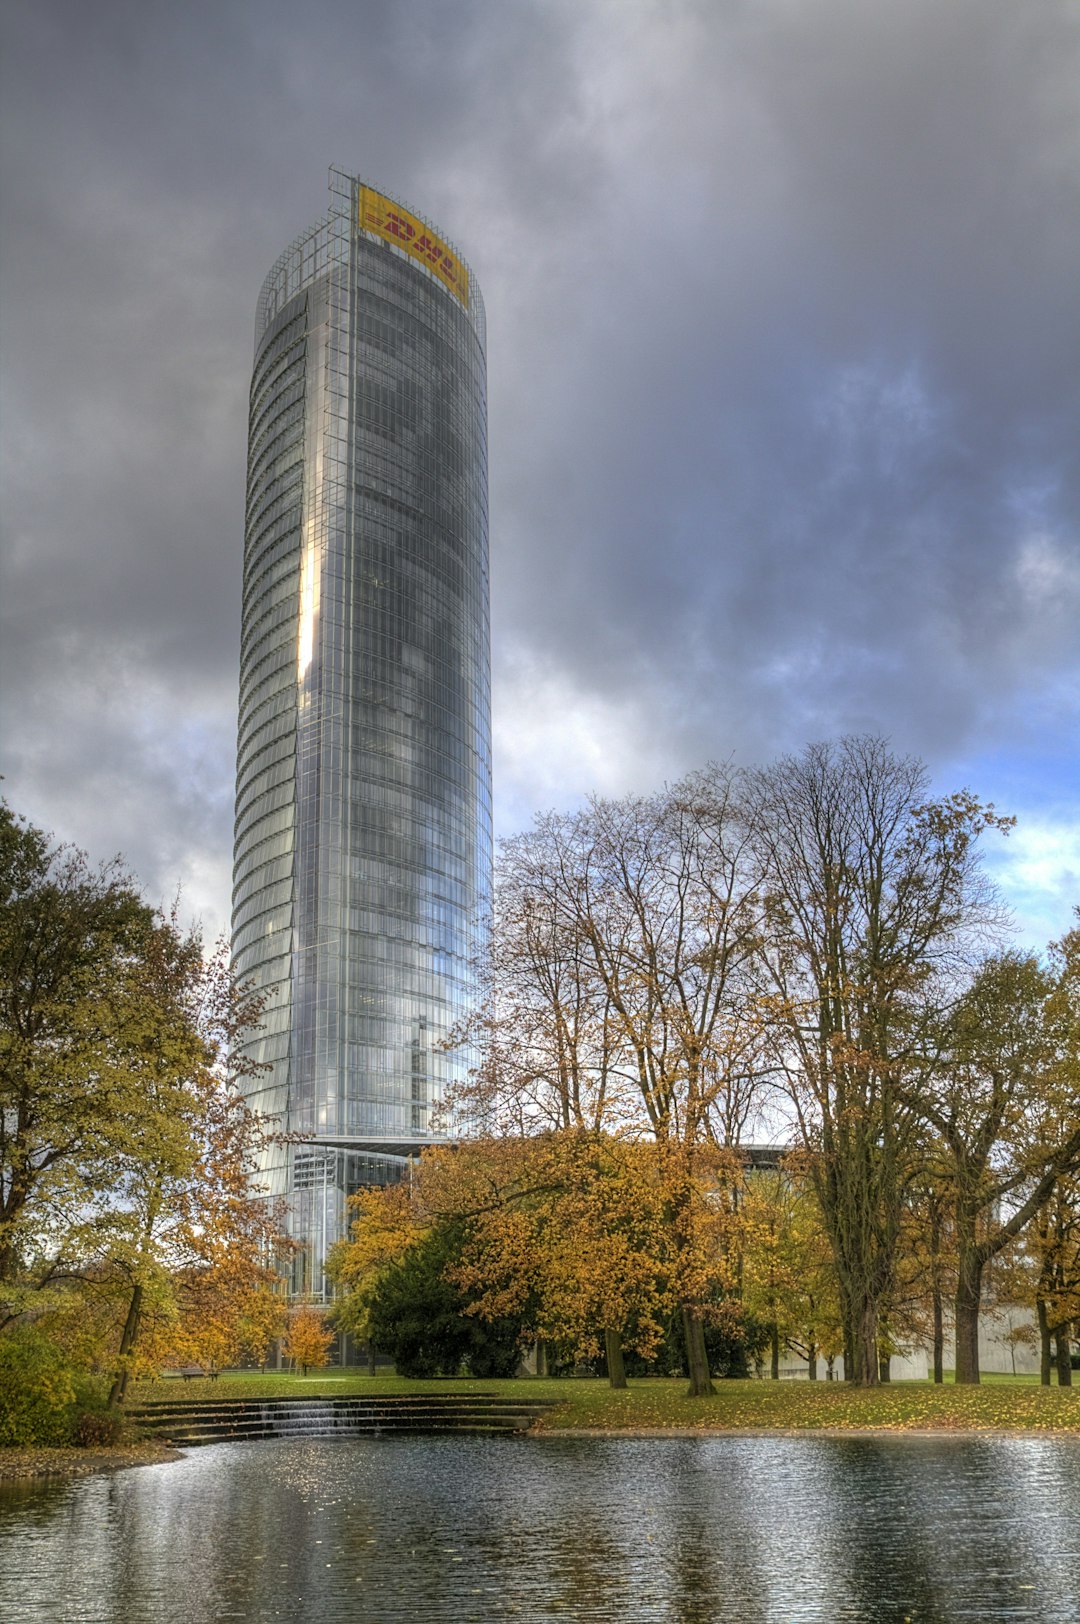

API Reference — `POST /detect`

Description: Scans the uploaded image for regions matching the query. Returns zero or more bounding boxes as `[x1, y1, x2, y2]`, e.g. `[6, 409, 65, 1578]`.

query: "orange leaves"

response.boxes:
[448, 1132, 678, 1361]
[282, 1303, 333, 1374]
[146, 1270, 288, 1375]
[333, 1184, 425, 1285]
[331, 1134, 747, 1368]
[326, 1183, 430, 1344]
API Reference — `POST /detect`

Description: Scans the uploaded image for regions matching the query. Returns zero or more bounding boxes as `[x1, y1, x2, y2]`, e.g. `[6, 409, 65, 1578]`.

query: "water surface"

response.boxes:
[1, 1434, 1077, 1622]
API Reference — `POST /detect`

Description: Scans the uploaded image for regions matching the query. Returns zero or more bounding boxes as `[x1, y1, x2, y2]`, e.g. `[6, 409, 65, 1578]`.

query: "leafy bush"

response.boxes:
[72, 1408, 124, 1448]
[705, 1305, 770, 1378]
[466, 1324, 523, 1379]
[0, 1325, 78, 1446]
[619, 1302, 767, 1380]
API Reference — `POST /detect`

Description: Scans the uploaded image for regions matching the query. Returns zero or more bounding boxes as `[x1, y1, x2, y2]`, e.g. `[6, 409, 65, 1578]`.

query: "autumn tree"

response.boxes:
[895, 1170, 955, 1383]
[234, 1282, 290, 1371]
[431, 1134, 685, 1386]
[283, 1303, 333, 1375]
[0, 803, 159, 1310]
[965, 925, 1080, 1386]
[747, 737, 1010, 1384]
[143, 1266, 288, 1377]
[331, 1134, 744, 1387]
[738, 1161, 840, 1380]
[328, 1174, 524, 1378]
[1031, 1172, 1080, 1385]
[1036, 922, 1080, 1383]
[483, 769, 768, 1394]
[569, 770, 767, 1150]
[912, 950, 1079, 1382]
[328, 1183, 425, 1359]
[427, 1132, 746, 1388]
[0, 802, 290, 1408]
[89, 928, 286, 1405]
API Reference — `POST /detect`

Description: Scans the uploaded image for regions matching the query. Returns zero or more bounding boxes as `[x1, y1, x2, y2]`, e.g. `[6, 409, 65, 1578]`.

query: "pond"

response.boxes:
[1, 1434, 1078, 1622]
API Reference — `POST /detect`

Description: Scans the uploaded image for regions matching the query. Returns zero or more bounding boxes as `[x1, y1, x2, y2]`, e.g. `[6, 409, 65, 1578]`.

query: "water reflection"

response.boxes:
[1, 1434, 1078, 1623]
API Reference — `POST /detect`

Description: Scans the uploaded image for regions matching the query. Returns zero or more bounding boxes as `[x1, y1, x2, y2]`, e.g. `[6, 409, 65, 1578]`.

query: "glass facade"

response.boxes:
[233, 169, 491, 1293]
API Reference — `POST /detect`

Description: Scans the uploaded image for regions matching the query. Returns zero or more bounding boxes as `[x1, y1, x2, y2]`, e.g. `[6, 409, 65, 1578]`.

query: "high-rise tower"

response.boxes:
[232, 169, 491, 1293]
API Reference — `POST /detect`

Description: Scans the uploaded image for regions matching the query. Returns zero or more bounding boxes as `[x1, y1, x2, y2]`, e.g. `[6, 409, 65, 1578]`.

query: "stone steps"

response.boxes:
[126, 1392, 557, 1446]
[130, 1393, 549, 1411]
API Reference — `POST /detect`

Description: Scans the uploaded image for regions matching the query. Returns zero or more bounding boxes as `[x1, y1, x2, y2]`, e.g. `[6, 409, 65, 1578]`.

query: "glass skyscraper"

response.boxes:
[232, 169, 491, 1294]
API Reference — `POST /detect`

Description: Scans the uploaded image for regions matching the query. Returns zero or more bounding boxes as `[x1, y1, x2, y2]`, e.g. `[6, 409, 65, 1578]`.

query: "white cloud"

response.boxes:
[1014, 531, 1080, 610]
[493, 655, 683, 836]
[986, 814, 1080, 950]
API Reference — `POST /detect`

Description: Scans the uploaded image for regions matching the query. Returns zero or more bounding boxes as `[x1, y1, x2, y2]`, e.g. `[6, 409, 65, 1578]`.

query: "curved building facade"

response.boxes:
[233, 169, 491, 1292]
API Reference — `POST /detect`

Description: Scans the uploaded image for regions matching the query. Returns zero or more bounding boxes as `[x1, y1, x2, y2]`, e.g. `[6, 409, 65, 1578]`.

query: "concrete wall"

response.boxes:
[775, 1305, 1041, 1380]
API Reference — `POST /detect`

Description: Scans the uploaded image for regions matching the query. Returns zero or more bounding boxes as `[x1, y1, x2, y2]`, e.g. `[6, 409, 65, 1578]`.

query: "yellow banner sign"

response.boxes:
[358, 186, 470, 310]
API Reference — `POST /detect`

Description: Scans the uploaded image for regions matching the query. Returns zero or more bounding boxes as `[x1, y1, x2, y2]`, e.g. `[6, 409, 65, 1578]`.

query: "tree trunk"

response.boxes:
[839, 1274, 880, 1384]
[108, 1281, 144, 1409]
[1055, 1329, 1073, 1387]
[852, 1298, 880, 1386]
[825, 1355, 835, 1381]
[807, 1341, 818, 1381]
[842, 1317, 855, 1384]
[1037, 1299, 1052, 1386]
[953, 1245, 983, 1385]
[932, 1287, 944, 1383]
[878, 1355, 891, 1383]
[604, 1328, 627, 1390]
[770, 1325, 780, 1381]
[0, 1171, 33, 1285]
[367, 1340, 377, 1376]
[681, 1305, 714, 1397]
[929, 1196, 944, 1383]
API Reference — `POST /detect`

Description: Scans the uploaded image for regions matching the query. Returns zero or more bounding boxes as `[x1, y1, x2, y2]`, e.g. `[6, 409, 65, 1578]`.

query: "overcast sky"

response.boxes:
[1, 0, 1077, 950]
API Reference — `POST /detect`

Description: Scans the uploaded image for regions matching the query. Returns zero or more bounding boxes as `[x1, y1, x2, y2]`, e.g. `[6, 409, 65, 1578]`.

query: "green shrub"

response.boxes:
[367, 1223, 526, 1379]
[466, 1324, 523, 1379]
[619, 1302, 768, 1380]
[0, 1325, 78, 1446]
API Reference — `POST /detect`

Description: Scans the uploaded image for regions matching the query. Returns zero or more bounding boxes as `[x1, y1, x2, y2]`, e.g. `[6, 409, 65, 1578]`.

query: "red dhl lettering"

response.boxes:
[360, 189, 466, 304]
[416, 235, 457, 276]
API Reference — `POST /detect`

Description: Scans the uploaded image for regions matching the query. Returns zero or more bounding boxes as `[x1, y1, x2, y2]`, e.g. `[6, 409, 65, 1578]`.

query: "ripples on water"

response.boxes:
[1, 1434, 1078, 1623]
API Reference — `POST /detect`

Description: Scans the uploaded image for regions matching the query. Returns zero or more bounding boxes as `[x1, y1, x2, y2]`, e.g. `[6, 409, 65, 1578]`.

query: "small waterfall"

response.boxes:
[128, 1391, 555, 1446]
[264, 1400, 340, 1438]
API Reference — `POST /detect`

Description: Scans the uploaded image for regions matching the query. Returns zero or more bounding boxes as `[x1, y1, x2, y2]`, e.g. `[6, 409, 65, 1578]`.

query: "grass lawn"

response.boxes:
[129, 1372, 1080, 1435]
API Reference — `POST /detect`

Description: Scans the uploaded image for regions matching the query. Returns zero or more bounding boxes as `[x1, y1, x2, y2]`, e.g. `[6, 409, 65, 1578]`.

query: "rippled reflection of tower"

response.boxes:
[232, 170, 491, 1293]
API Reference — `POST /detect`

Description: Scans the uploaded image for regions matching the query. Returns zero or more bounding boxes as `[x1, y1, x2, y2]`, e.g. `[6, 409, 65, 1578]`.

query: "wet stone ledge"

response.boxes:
[126, 1392, 558, 1447]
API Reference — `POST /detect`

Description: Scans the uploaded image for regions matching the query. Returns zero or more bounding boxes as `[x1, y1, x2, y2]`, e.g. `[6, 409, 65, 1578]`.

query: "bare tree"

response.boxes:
[448, 827, 626, 1137]
[747, 737, 1009, 1385]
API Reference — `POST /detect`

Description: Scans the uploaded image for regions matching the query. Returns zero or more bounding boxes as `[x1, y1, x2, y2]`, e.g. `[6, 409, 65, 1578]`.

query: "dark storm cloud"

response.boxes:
[0, 0, 581, 930]
[484, 1, 1080, 758]
[1, 0, 1077, 942]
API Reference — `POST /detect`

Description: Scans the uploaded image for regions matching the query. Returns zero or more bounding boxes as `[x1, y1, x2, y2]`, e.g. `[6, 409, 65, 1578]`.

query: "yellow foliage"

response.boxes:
[283, 1304, 333, 1373]
[333, 1134, 745, 1366]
